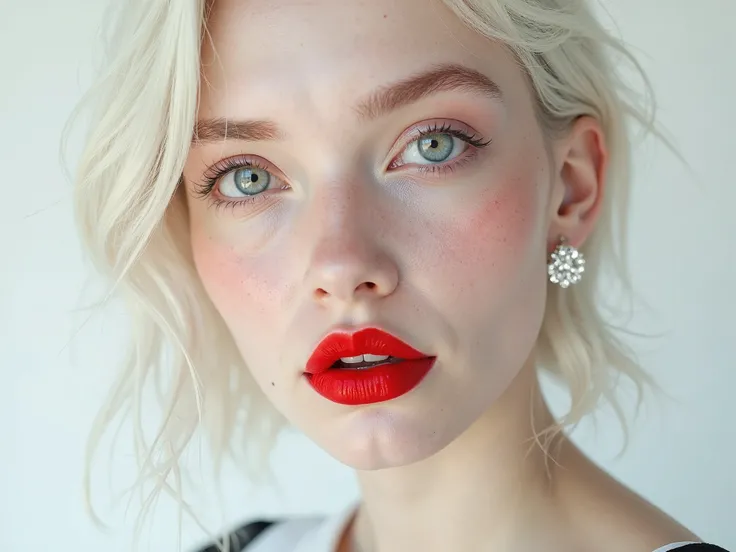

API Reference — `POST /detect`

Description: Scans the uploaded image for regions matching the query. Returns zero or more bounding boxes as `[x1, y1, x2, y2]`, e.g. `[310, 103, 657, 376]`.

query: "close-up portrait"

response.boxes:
[2, 0, 734, 551]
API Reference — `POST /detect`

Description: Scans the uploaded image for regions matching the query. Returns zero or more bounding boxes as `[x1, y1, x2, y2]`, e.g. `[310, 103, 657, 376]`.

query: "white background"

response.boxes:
[1, 0, 734, 550]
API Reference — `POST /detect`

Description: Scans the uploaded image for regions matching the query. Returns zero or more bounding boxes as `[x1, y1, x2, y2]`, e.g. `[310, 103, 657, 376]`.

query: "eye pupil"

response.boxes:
[418, 133, 453, 162]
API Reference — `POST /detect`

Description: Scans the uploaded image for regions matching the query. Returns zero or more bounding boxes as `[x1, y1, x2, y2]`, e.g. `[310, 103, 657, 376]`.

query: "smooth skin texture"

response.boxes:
[182, 0, 698, 550]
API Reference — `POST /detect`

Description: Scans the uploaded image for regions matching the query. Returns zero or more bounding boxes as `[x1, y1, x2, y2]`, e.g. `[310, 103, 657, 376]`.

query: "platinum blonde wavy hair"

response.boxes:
[66, 0, 660, 542]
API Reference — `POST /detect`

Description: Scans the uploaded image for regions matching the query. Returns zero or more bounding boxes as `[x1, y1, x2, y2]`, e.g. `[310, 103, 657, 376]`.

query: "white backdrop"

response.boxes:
[1, 0, 734, 550]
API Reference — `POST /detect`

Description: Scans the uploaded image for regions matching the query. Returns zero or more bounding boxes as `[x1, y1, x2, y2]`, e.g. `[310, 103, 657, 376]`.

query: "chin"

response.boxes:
[318, 404, 462, 471]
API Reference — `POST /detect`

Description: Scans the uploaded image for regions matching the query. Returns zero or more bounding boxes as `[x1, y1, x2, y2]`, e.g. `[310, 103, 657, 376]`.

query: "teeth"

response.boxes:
[339, 355, 364, 364]
[337, 354, 391, 364]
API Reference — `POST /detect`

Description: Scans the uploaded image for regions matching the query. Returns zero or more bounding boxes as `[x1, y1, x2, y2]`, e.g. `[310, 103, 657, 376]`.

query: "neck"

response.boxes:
[348, 363, 579, 552]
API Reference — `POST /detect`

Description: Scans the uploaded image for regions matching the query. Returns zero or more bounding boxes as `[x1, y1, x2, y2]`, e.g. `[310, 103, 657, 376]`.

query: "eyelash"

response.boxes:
[194, 122, 492, 210]
[193, 158, 286, 211]
[390, 122, 491, 175]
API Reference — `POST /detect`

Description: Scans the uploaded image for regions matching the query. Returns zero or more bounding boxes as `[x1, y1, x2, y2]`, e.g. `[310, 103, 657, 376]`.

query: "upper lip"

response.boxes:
[305, 327, 432, 375]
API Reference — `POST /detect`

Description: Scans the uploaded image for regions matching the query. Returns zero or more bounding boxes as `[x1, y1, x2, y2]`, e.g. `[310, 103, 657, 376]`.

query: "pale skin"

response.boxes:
[182, 0, 698, 550]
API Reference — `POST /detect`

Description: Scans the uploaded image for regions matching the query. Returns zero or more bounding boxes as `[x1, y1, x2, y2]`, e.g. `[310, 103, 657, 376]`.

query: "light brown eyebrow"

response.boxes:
[191, 63, 502, 145]
[354, 63, 503, 121]
[192, 118, 282, 145]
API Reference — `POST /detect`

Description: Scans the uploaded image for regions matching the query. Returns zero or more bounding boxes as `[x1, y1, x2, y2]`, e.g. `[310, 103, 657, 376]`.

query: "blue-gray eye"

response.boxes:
[215, 165, 271, 199]
[417, 134, 454, 162]
[230, 166, 270, 196]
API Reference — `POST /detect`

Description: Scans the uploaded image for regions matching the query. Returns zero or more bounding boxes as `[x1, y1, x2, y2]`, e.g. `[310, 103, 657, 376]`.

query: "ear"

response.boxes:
[547, 116, 608, 251]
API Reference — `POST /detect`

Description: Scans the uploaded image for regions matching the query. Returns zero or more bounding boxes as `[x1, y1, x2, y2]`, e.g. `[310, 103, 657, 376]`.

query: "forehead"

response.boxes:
[200, 0, 525, 120]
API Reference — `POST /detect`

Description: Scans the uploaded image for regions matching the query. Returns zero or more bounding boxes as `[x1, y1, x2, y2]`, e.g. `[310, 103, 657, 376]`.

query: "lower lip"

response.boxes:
[305, 358, 436, 405]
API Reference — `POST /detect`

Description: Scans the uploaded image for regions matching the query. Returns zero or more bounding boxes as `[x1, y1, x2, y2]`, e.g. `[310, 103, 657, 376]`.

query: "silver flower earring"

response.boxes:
[547, 236, 585, 288]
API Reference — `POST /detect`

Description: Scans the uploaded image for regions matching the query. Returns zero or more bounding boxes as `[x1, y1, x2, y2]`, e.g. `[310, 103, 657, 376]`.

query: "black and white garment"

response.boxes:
[195, 505, 730, 552]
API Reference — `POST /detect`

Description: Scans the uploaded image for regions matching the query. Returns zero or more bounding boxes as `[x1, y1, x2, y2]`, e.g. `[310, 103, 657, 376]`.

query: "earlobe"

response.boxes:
[548, 115, 608, 249]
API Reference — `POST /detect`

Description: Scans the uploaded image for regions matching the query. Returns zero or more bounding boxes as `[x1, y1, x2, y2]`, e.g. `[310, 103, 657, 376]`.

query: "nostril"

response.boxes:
[313, 280, 383, 302]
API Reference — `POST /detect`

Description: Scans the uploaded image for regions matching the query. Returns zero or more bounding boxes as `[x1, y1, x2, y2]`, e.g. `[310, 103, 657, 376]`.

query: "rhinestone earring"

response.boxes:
[547, 236, 585, 288]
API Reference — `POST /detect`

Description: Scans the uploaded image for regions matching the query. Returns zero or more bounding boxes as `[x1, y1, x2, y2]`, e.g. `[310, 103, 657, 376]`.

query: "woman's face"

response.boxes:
[183, 0, 560, 469]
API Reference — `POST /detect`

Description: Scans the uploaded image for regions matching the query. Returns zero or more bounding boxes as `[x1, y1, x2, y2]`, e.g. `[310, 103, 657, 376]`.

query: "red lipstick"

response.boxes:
[304, 327, 436, 405]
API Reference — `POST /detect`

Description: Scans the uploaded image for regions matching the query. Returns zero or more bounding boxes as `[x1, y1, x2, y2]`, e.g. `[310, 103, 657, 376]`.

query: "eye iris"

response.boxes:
[234, 167, 270, 195]
[417, 134, 453, 162]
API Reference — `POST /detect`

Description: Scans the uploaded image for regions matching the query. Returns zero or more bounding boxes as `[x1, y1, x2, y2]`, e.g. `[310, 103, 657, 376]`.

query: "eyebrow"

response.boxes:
[192, 118, 281, 145]
[191, 63, 502, 145]
[355, 63, 503, 120]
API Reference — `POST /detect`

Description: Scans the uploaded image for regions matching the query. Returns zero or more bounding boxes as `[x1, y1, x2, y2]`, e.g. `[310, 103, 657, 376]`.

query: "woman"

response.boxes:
[69, 0, 730, 550]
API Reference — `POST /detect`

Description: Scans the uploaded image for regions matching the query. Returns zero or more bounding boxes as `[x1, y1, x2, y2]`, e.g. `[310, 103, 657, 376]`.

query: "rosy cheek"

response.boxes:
[455, 180, 538, 254]
[465, 178, 541, 256]
[421, 168, 547, 319]
[190, 232, 276, 329]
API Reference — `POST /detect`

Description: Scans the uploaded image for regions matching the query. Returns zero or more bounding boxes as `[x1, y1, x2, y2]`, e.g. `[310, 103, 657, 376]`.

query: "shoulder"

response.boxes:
[192, 517, 326, 552]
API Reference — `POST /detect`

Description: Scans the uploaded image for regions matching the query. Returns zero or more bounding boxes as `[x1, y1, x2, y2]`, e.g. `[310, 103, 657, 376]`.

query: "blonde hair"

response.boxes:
[66, 0, 659, 544]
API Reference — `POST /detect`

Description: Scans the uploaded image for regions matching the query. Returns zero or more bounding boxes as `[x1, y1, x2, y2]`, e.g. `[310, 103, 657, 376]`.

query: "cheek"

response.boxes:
[455, 181, 538, 262]
[425, 171, 548, 311]
[189, 228, 291, 362]
[413, 161, 550, 411]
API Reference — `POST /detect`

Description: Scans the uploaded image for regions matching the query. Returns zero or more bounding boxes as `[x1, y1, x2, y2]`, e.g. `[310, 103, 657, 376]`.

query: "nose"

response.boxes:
[310, 246, 399, 304]
[302, 193, 399, 307]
